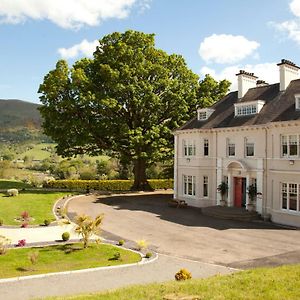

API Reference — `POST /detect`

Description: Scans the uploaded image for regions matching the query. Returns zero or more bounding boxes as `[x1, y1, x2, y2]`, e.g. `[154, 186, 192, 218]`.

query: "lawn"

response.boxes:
[0, 243, 141, 279]
[0, 179, 32, 190]
[0, 191, 69, 225]
[47, 264, 300, 300]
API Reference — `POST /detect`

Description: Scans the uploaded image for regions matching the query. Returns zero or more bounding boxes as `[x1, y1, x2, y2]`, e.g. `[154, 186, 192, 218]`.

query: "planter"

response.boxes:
[220, 199, 227, 207]
[247, 203, 256, 212]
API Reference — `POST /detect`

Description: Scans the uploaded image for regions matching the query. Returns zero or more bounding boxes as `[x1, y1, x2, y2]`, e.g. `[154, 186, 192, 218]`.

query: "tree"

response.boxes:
[39, 30, 229, 190]
[74, 214, 103, 248]
[198, 74, 230, 108]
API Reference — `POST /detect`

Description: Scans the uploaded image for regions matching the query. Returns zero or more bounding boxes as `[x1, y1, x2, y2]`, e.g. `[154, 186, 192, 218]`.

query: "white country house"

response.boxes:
[173, 59, 300, 227]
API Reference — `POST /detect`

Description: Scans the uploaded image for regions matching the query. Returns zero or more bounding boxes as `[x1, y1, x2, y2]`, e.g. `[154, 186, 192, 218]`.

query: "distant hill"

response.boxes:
[0, 99, 49, 143]
[0, 99, 41, 129]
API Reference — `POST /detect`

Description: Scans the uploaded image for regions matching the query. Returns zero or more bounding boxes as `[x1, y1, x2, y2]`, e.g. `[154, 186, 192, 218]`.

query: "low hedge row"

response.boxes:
[44, 179, 173, 191]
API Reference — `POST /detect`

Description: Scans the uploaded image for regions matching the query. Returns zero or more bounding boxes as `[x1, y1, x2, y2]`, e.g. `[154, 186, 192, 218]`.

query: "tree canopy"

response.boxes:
[39, 30, 230, 190]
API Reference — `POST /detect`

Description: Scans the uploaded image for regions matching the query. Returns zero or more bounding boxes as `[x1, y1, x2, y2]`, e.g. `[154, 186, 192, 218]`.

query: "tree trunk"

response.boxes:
[131, 158, 153, 191]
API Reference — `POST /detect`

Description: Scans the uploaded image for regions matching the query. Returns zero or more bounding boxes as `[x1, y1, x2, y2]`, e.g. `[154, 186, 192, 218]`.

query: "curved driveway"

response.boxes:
[67, 192, 300, 269]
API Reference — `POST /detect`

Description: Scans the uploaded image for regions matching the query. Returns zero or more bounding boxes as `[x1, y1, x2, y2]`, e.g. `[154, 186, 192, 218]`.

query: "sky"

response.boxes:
[0, 0, 300, 104]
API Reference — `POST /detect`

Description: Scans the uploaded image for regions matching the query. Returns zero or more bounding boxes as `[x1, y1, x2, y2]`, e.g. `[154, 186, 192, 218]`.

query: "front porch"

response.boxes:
[201, 206, 260, 222]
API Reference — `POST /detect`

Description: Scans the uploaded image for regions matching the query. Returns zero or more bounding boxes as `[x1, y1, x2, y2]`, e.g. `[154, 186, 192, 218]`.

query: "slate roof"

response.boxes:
[179, 79, 300, 130]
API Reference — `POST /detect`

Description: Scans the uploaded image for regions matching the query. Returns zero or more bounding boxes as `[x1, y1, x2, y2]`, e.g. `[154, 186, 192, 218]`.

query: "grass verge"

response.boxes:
[0, 243, 141, 279]
[0, 179, 32, 190]
[47, 264, 300, 300]
[0, 191, 69, 225]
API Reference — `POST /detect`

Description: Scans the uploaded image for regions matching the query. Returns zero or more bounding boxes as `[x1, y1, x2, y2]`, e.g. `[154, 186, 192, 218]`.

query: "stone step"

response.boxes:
[201, 206, 260, 222]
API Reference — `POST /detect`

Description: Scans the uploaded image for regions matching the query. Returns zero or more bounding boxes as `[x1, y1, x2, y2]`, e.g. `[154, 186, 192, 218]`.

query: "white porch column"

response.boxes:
[227, 173, 233, 207]
[256, 171, 263, 214]
[246, 174, 250, 207]
[256, 159, 264, 214]
[173, 135, 178, 199]
[216, 158, 223, 205]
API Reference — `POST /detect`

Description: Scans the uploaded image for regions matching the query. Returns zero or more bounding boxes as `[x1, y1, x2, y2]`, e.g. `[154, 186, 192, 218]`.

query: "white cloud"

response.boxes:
[0, 0, 139, 29]
[270, 0, 300, 45]
[199, 34, 260, 64]
[58, 39, 99, 59]
[200, 63, 279, 91]
[290, 0, 300, 17]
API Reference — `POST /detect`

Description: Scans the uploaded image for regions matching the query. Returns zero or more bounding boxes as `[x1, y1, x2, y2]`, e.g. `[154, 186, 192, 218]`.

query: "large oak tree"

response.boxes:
[39, 30, 229, 190]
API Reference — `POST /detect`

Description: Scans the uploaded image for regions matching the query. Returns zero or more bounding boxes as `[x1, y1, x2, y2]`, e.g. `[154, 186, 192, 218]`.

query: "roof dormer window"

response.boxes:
[234, 100, 265, 117]
[197, 108, 215, 121]
[295, 94, 300, 110]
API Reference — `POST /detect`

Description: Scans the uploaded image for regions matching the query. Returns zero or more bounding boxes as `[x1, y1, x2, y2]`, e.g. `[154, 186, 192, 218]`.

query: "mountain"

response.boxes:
[0, 99, 41, 129]
[0, 99, 48, 143]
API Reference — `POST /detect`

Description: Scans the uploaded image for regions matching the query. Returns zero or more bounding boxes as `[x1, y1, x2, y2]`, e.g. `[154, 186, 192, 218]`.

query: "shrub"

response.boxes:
[62, 232, 70, 241]
[44, 179, 174, 191]
[145, 252, 152, 258]
[0, 219, 3, 226]
[44, 219, 51, 226]
[21, 222, 29, 228]
[175, 268, 192, 281]
[7, 188, 19, 197]
[113, 252, 121, 260]
[28, 251, 39, 265]
[17, 239, 26, 247]
[136, 239, 148, 251]
[0, 235, 11, 255]
[21, 211, 30, 220]
[118, 239, 125, 246]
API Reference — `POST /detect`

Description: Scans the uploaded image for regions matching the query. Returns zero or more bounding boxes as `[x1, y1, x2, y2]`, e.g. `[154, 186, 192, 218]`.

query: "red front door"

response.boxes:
[234, 177, 242, 207]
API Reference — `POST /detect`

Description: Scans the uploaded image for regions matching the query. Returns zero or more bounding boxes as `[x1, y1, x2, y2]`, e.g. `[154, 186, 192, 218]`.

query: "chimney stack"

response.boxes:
[256, 80, 268, 87]
[277, 59, 300, 91]
[236, 70, 258, 98]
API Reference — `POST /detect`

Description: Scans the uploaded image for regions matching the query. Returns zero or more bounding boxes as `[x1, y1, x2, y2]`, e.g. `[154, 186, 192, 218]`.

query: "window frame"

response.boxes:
[246, 142, 255, 157]
[183, 139, 196, 157]
[203, 138, 209, 157]
[203, 176, 208, 197]
[281, 134, 299, 158]
[183, 175, 196, 197]
[228, 143, 235, 157]
[281, 182, 300, 213]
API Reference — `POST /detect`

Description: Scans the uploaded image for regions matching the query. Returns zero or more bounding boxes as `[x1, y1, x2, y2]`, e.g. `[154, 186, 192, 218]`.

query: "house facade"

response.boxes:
[173, 59, 300, 227]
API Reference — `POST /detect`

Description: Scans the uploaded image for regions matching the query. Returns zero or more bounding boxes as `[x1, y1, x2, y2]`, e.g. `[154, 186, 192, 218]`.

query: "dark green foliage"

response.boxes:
[39, 30, 229, 190]
[44, 219, 51, 226]
[62, 232, 70, 241]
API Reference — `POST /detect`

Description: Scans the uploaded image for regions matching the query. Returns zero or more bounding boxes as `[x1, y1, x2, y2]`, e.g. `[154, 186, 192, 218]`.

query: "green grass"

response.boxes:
[0, 179, 32, 190]
[0, 243, 141, 279]
[47, 264, 300, 300]
[17, 143, 55, 161]
[0, 191, 69, 225]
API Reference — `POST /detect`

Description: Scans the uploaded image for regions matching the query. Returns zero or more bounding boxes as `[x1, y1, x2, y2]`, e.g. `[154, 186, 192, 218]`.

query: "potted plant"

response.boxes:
[217, 182, 228, 206]
[247, 184, 257, 212]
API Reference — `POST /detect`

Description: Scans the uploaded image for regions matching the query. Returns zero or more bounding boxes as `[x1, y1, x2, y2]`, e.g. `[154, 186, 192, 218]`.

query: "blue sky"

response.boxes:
[0, 0, 299, 103]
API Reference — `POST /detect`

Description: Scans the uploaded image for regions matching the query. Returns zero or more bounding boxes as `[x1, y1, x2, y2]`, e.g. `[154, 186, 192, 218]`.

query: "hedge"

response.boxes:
[44, 179, 173, 191]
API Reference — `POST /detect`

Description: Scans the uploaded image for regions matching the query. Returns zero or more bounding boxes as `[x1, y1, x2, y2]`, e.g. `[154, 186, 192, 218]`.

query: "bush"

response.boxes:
[145, 252, 152, 258]
[175, 268, 192, 281]
[0, 219, 3, 226]
[7, 188, 19, 197]
[0, 235, 10, 255]
[136, 239, 148, 251]
[44, 219, 51, 226]
[17, 239, 26, 247]
[28, 251, 39, 265]
[112, 252, 121, 260]
[118, 239, 125, 246]
[44, 179, 174, 191]
[62, 232, 70, 241]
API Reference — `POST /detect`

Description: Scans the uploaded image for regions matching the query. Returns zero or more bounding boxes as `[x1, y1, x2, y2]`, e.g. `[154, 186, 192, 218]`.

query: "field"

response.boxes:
[0, 243, 141, 279]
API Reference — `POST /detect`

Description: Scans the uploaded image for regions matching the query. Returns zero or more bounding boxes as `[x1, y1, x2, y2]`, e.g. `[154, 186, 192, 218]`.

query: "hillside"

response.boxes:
[0, 99, 41, 129]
